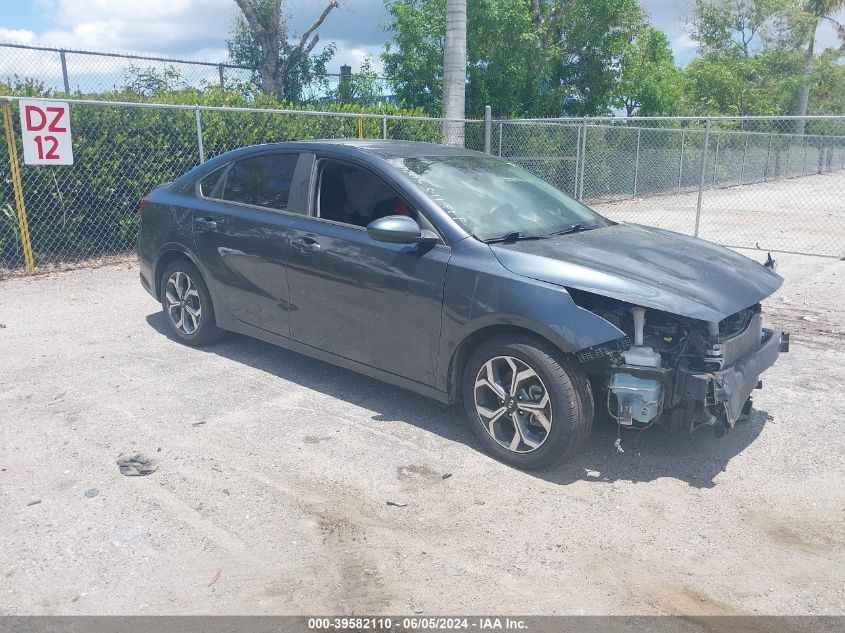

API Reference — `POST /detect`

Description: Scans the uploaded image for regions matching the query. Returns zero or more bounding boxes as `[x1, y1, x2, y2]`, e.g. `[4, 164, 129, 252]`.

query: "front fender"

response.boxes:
[435, 243, 625, 395]
[468, 275, 625, 353]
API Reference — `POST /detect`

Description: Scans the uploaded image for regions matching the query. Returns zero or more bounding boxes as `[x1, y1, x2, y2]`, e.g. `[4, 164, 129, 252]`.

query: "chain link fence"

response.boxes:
[494, 116, 845, 256]
[0, 42, 394, 102]
[0, 98, 484, 273]
[0, 97, 842, 275]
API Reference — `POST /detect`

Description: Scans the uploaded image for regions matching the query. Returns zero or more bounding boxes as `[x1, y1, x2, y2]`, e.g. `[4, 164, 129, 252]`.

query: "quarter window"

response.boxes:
[222, 153, 298, 210]
[198, 167, 224, 197]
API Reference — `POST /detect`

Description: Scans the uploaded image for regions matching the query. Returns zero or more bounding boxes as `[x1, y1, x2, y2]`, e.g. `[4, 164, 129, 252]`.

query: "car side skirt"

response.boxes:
[223, 318, 453, 405]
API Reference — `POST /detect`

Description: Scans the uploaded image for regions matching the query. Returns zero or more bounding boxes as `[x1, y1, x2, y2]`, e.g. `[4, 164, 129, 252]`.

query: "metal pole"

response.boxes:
[764, 134, 772, 181]
[633, 128, 641, 197]
[218, 65, 225, 91]
[785, 139, 791, 178]
[802, 136, 808, 176]
[194, 106, 205, 163]
[497, 122, 503, 157]
[578, 120, 588, 200]
[60, 50, 70, 93]
[382, 114, 387, 140]
[740, 135, 748, 184]
[694, 118, 711, 238]
[678, 129, 685, 192]
[1, 99, 36, 274]
[574, 123, 582, 197]
[712, 134, 720, 185]
[484, 105, 492, 154]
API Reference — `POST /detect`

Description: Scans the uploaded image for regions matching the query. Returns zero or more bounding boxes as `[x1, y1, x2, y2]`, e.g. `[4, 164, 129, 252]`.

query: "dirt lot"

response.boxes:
[0, 250, 843, 616]
[593, 171, 845, 258]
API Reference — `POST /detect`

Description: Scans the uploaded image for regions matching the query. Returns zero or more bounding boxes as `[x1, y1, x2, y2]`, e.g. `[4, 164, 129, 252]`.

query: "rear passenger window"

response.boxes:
[222, 154, 298, 210]
[198, 167, 223, 197]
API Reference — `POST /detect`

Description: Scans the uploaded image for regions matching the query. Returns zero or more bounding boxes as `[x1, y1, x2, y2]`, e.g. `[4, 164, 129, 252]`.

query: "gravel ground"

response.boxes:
[0, 251, 843, 616]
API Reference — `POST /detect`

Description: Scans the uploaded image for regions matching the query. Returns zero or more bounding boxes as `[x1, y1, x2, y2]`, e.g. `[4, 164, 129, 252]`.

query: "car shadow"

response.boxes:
[146, 312, 769, 489]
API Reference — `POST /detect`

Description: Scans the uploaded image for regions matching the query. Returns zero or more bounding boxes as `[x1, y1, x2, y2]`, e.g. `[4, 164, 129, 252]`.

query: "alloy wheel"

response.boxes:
[473, 355, 552, 453]
[165, 271, 202, 335]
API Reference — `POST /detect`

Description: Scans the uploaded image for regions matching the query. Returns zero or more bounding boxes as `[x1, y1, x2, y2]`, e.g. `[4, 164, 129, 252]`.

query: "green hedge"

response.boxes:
[0, 87, 442, 270]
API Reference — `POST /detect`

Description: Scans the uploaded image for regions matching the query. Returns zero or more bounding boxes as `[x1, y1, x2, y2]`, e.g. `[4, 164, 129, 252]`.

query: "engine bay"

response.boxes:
[568, 288, 770, 435]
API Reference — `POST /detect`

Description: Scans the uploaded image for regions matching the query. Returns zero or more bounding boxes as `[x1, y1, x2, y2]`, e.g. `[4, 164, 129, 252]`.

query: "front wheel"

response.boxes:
[462, 335, 593, 470]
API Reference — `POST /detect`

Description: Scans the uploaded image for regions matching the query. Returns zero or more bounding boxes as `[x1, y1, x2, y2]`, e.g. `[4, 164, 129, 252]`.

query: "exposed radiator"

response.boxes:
[706, 312, 763, 368]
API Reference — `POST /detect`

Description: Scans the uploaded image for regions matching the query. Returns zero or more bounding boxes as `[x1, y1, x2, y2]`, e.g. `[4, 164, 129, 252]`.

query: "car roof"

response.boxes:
[244, 139, 490, 160]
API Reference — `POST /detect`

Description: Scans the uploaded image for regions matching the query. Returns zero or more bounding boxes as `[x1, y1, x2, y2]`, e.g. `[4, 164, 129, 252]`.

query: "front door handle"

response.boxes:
[195, 216, 218, 230]
[290, 236, 322, 254]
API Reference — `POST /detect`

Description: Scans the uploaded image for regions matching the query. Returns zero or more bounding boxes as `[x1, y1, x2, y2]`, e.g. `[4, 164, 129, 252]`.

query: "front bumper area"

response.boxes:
[667, 328, 788, 433]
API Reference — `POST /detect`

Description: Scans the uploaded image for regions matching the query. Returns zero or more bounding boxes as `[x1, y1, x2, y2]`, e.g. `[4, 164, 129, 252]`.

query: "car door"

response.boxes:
[191, 151, 313, 337]
[285, 157, 450, 386]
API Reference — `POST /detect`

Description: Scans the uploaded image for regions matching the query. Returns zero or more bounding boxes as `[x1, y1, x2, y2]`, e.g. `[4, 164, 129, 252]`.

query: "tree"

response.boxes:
[335, 56, 385, 105]
[782, 0, 845, 133]
[442, 0, 467, 145]
[614, 25, 684, 115]
[683, 50, 801, 115]
[383, 0, 646, 117]
[690, 0, 782, 56]
[684, 0, 801, 117]
[229, 0, 339, 97]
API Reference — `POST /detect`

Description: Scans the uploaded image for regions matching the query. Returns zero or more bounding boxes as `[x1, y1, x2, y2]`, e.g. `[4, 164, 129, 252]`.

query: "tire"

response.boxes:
[159, 258, 225, 346]
[462, 335, 593, 470]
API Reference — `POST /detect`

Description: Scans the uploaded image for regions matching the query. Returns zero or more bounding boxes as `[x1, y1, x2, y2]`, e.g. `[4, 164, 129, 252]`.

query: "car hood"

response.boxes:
[489, 223, 783, 322]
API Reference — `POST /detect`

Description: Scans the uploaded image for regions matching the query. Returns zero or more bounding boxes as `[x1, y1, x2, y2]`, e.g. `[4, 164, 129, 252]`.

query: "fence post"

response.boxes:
[783, 136, 792, 179]
[484, 105, 492, 154]
[218, 65, 225, 91]
[382, 114, 388, 140]
[802, 135, 808, 176]
[574, 123, 582, 196]
[498, 122, 503, 157]
[194, 106, 205, 163]
[740, 135, 748, 184]
[694, 118, 711, 238]
[677, 129, 685, 192]
[632, 128, 641, 198]
[1, 99, 36, 274]
[712, 134, 720, 185]
[578, 120, 588, 200]
[60, 50, 70, 93]
[764, 134, 772, 181]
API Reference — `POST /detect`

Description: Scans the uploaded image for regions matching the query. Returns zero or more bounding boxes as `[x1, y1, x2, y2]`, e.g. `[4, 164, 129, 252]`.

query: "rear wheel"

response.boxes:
[462, 335, 592, 469]
[160, 258, 225, 346]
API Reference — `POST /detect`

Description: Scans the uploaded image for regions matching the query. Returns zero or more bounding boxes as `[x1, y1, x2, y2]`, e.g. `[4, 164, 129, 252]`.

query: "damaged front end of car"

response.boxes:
[571, 290, 790, 437]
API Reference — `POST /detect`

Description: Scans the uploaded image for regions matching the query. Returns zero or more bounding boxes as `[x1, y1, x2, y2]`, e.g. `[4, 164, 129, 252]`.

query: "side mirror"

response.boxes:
[367, 215, 438, 245]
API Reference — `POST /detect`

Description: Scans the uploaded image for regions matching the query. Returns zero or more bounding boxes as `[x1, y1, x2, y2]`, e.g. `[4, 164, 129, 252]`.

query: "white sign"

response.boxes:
[19, 100, 74, 165]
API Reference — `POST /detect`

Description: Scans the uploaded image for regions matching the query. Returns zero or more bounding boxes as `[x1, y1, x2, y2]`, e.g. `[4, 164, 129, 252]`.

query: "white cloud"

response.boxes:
[18, 0, 234, 56]
[1, 0, 383, 79]
[672, 33, 697, 53]
[0, 28, 39, 44]
[330, 42, 385, 74]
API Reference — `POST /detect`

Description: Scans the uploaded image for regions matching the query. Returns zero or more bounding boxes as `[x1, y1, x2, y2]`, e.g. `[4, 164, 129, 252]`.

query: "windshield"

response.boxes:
[389, 154, 613, 241]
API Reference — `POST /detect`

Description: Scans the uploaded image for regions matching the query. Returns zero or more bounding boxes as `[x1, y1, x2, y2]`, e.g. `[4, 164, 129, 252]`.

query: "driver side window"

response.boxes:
[316, 160, 430, 231]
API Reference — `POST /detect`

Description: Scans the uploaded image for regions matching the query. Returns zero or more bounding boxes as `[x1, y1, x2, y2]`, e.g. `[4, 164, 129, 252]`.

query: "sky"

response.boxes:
[0, 0, 842, 76]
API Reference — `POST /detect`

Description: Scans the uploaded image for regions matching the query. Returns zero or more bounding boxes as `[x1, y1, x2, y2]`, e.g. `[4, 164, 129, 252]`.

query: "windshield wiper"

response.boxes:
[548, 223, 597, 237]
[478, 231, 548, 244]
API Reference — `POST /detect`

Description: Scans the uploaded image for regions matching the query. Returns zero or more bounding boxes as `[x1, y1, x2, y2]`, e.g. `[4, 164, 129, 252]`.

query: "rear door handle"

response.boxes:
[290, 236, 322, 254]
[195, 216, 218, 230]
